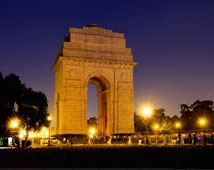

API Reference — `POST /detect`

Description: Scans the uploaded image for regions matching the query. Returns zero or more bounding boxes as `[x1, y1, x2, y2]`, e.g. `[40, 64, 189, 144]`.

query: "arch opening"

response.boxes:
[87, 76, 110, 137]
[87, 84, 98, 134]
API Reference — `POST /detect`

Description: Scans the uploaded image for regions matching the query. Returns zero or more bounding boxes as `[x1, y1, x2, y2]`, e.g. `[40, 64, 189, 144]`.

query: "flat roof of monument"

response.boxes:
[69, 25, 124, 38]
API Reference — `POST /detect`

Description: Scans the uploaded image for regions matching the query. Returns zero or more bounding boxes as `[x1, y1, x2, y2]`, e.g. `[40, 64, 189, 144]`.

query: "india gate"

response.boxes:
[52, 24, 137, 137]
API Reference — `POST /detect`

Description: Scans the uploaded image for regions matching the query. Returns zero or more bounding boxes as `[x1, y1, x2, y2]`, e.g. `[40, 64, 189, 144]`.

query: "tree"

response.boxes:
[180, 100, 214, 131]
[152, 108, 166, 124]
[0, 72, 5, 136]
[134, 112, 146, 132]
[151, 109, 173, 132]
[18, 88, 49, 146]
[87, 116, 98, 127]
[134, 108, 173, 133]
[180, 104, 193, 131]
[0, 72, 49, 146]
[170, 115, 181, 130]
[0, 73, 24, 136]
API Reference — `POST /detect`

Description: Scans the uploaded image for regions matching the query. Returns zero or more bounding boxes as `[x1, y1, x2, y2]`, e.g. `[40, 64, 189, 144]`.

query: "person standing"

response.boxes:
[188, 132, 192, 144]
[193, 132, 197, 146]
[177, 132, 181, 145]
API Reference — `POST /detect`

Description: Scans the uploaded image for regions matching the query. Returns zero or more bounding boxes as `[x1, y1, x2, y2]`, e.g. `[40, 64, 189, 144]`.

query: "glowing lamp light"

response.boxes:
[19, 129, 26, 139]
[198, 117, 207, 127]
[89, 128, 96, 135]
[47, 116, 52, 121]
[153, 124, 159, 131]
[19, 127, 50, 139]
[10, 119, 19, 129]
[175, 122, 181, 129]
[142, 107, 153, 118]
[29, 130, 37, 139]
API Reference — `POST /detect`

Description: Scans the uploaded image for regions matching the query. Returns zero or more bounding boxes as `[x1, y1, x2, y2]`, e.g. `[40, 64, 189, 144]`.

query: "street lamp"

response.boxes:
[153, 123, 159, 145]
[153, 124, 159, 131]
[175, 122, 181, 130]
[175, 121, 182, 145]
[10, 120, 19, 129]
[89, 127, 96, 138]
[198, 117, 207, 146]
[198, 117, 207, 128]
[9, 118, 20, 147]
[88, 127, 96, 144]
[142, 107, 153, 118]
[47, 116, 51, 146]
[142, 106, 153, 145]
[9, 118, 19, 134]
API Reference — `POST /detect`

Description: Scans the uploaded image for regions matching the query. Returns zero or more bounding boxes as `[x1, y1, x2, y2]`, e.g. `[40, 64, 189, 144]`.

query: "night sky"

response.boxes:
[0, 0, 214, 118]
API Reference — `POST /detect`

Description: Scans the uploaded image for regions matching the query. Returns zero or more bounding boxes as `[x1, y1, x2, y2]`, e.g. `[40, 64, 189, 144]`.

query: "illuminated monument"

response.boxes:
[52, 24, 137, 137]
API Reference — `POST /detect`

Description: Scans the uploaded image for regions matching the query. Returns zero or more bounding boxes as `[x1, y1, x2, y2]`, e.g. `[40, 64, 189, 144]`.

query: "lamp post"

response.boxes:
[175, 122, 181, 145]
[9, 118, 19, 147]
[10, 119, 19, 131]
[47, 116, 51, 146]
[198, 117, 207, 129]
[175, 122, 181, 130]
[198, 117, 207, 146]
[88, 127, 96, 144]
[153, 123, 159, 145]
[142, 107, 153, 145]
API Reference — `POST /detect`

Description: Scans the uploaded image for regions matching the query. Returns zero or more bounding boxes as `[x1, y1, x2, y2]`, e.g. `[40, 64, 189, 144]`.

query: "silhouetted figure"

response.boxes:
[146, 137, 149, 145]
[177, 132, 181, 145]
[188, 132, 192, 144]
[193, 132, 197, 145]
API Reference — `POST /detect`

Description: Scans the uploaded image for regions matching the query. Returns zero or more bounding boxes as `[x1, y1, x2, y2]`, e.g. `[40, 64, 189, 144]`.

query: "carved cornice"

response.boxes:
[58, 56, 137, 69]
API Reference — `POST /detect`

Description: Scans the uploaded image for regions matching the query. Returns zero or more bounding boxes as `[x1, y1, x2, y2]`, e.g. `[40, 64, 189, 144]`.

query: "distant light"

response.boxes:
[19, 127, 49, 139]
[153, 123, 159, 131]
[198, 117, 207, 127]
[19, 129, 26, 139]
[89, 128, 96, 135]
[29, 130, 37, 138]
[175, 122, 181, 129]
[47, 116, 51, 121]
[39, 127, 49, 137]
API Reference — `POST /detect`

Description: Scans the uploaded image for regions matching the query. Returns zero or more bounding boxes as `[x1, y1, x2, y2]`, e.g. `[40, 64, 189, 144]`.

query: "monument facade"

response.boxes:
[52, 24, 137, 136]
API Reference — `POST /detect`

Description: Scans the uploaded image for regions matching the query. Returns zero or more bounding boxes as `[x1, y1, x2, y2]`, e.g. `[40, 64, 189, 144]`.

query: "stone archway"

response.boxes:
[87, 76, 110, 136]
[52, 24, 137, 137]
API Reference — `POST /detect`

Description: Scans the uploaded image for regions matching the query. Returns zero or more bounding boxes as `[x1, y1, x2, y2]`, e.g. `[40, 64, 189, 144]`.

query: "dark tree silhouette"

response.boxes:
[134, 112, 146, 132]
[0, 72, 49, 144]
[18, 88, 49, 146]
[152, 108, 166, 124]
[0, 72, 5, 136]
[87, 117, 98, 127]
[0, 73, 24, 136]
[152, 109, 173, 132]
[180, 100, 214, 131]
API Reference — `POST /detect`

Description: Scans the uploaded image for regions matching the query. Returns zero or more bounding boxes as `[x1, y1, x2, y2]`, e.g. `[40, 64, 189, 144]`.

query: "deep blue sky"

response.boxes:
[0, 0, 214, 118]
